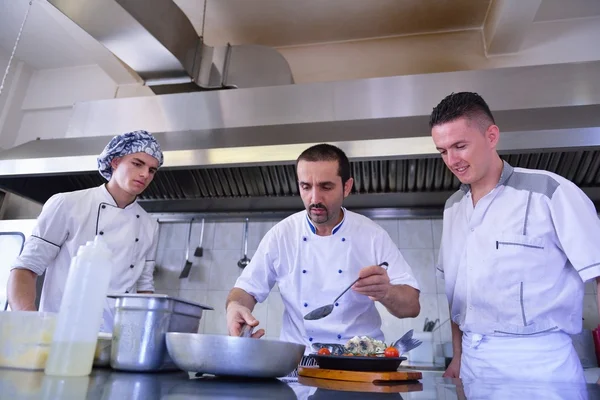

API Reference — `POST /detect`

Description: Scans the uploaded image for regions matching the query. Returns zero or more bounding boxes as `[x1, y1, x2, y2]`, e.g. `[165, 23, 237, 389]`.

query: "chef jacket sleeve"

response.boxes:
[136, 222, 159, 292]
[234, 228, 277, 303]
[550, 181, 600, 282]
[11, 193, 70, 275]
[374, 228, 420, 291]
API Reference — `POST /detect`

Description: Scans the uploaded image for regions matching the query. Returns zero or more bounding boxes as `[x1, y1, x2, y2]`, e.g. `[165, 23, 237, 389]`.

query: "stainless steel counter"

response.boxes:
[0, 368, 599, 399]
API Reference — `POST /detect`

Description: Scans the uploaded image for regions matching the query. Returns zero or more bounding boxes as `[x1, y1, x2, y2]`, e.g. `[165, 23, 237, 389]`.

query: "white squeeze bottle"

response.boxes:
[45, 236, 114, 376]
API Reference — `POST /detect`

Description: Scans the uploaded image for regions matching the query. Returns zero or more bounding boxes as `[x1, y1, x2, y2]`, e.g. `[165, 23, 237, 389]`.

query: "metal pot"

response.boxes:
[108, 294, 213, 372]
[166, 332, 305, 378]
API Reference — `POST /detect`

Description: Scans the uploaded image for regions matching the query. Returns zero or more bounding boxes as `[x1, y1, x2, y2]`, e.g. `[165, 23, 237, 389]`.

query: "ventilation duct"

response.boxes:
[47, 0, 294, 94]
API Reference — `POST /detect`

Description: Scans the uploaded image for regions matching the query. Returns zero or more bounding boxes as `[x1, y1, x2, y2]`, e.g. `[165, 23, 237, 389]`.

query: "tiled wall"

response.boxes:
[154, 217, 599, 358]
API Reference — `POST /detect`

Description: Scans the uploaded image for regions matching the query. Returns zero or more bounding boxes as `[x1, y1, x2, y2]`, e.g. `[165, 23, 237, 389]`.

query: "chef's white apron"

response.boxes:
[460, 331, 585, 383]
[459, 331, 588, 399]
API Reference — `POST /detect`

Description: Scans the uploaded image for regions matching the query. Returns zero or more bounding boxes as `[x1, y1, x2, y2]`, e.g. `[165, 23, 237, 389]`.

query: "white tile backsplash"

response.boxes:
[155, 216, 599, 356]
[434, 249, 445, 294]
[158, 222, 189, 250]
[405, 293, 439, 333]
[154, 248, 187, 290]
[437, 294, 451, 343]
[398, 220, 433, 249]
[583, 294, 599, 330]
[208, 250, 243, 291]
[585, 280, 597, 295]
[178, 256, 211, 291]
[401, 249, 436, 294]
[431, 219, 443, 249]
[376, 219, 399, 246]
[252, 297, 269, 335]
[213, 222, 244, 250]
[154, 289, 180, 304]
[248, 221, 276, 251]
[376, 302, 405, 344]
[203, 290, 230, 335]
[436, 276, 445, 295]
[266, 292, 284, 339]
[178, 289, 208, 333]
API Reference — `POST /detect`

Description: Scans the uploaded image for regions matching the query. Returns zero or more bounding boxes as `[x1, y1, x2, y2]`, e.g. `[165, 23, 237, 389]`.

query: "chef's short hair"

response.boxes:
[296, 144, 351, 184]
[429, 92, 496, 133]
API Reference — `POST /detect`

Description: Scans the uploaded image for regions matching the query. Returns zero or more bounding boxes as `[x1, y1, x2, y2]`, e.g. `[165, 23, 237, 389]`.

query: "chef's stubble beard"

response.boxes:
[309, 205, 330, 225]
[308, 188, 344, 226]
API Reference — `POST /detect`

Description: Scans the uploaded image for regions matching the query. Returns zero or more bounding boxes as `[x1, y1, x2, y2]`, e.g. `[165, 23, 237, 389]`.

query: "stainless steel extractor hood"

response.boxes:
[2, 61, 600, 215]
[8, 0, 594, 216]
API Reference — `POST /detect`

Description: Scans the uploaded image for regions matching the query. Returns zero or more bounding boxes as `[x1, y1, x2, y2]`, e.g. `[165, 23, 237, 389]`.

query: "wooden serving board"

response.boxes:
[298, 366, 422, 383]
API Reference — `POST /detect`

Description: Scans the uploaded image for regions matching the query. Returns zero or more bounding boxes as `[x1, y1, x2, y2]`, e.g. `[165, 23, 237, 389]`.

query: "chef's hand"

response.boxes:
[443, 357, 461, 378]
[352, 264, 391, 301]
[226, 302, 265, 339]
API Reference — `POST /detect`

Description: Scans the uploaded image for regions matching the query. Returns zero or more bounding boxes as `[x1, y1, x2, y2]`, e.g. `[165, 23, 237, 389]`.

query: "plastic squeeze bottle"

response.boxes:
[45, 236, 114, 376]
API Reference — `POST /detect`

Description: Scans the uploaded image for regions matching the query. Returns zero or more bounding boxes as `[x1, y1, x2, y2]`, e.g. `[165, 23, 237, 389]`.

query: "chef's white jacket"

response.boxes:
[234, 208, 419, 351]
[437, 161, 600, 337]
[12, 185, 159, 331]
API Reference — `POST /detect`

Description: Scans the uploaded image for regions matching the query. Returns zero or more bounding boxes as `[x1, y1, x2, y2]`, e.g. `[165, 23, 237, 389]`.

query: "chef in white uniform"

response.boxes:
[8, 130, 163, 332]
[431, 92, 600, 385]
[226, 143, 420, 351]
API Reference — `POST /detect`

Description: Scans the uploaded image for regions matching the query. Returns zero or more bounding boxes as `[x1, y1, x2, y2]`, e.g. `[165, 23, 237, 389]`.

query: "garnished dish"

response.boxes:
[313, 336, 399, 358]
[309, 334, 412, 372]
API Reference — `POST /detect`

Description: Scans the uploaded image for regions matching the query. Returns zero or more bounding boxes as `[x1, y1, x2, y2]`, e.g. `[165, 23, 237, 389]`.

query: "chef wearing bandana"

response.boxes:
[8, 130, 163, 332]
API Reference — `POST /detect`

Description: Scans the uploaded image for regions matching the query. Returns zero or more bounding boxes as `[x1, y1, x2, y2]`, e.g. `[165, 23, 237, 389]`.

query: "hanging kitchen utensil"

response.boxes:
[428, 318, 440, 332]
[179, 219, 194, 279]
[193, 218, 205, 257]
[237, 218, 251, 269]
[303, 262, 388, 321]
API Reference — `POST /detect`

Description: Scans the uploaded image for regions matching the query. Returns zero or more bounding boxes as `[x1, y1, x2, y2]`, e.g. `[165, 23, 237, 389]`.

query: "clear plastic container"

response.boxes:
[44, 236, 114, 377]
[0, 311, 57, 370]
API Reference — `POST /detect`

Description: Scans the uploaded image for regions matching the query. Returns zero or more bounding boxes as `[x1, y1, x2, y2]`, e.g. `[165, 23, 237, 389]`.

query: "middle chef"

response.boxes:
[226, 143, 420, 349]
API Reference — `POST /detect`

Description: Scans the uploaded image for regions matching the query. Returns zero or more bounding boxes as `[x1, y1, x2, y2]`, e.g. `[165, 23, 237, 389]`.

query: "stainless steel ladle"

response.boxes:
[303, 262, 389, 320]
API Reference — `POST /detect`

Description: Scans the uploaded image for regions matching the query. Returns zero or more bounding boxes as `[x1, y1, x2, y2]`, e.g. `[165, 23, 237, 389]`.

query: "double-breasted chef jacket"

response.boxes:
[235, 208, 420, 352]
[437, 161, 600, 382]
[12, 184, 159, 332]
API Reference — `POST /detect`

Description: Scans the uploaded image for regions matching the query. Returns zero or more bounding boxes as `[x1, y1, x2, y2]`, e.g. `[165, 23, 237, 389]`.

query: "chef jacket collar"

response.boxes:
[459, 161, 514, 193]
[99, 184, 138, 210]
[305, 207, 347, 235]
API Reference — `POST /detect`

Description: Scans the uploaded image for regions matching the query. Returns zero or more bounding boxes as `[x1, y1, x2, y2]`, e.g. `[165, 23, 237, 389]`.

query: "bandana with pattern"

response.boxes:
[97, 130, 163, 181]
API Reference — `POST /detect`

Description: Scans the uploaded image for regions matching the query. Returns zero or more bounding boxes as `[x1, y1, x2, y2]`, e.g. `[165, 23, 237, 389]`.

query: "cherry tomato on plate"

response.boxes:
[384, 347, 399, 358]
[317, 348, 331, 355]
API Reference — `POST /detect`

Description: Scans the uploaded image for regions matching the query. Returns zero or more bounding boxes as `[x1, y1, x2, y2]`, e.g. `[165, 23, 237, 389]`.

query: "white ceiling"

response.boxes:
[534, 0, 600, 22]
[1, 0, 600, 73]
[0, 0, 95, 69]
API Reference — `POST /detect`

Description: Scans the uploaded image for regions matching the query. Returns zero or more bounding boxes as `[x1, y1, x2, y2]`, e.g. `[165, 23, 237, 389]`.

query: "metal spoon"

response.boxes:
[237, 218, 251, 269]
[303, 262, 388, 321]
